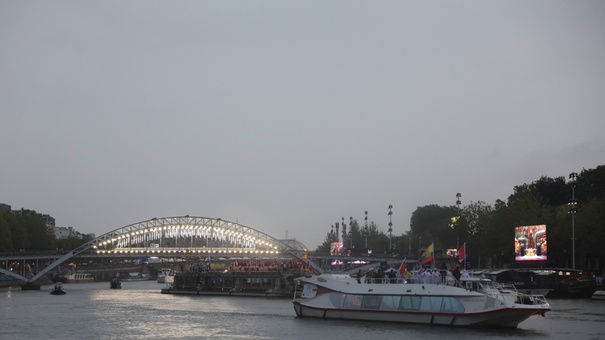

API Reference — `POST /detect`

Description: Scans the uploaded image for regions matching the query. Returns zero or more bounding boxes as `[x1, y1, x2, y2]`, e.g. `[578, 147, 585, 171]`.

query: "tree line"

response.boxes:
[315, 165, 605, 271]
[0, 212, 92, 253]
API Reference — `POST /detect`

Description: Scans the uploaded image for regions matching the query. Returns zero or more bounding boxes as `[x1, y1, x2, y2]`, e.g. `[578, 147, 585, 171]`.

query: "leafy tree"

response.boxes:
[0, 213, 14, 252]
[54, 236, 88, 251]
[410, 204, 458, 249]
[315, 219, 392, 256]
[576, 165, 605, 202]
[24, 215, 53, 250]
[8, 213, 28, 251]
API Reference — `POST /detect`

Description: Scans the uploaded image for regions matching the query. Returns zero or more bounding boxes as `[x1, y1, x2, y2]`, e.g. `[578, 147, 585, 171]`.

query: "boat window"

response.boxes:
[329, 293, 345, 308]
[361, 295, 382, 309]
[399, 295, 421, 310]
[441, 297, 465, 313]
[482, 281, 497, 290]
[343, 294, 363, 309]
[419, 297, 443, 312]
[380, 296, 401, 310]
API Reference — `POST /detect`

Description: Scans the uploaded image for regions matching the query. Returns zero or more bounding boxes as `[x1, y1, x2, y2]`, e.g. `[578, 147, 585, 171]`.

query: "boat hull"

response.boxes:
[293, 302, 545, 328]
[292, 274, 550, 328]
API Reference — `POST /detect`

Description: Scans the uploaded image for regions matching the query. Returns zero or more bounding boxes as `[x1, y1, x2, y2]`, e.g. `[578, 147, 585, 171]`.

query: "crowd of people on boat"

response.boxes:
[228, 260, 311, 273]
[186, 261, 211, 274]
[355, 263, 469, 285]
[409, 266, 468, 285]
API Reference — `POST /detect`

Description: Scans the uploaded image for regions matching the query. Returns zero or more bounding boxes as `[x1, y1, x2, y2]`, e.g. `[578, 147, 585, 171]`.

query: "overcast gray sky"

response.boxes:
[1, 1, 604, 250]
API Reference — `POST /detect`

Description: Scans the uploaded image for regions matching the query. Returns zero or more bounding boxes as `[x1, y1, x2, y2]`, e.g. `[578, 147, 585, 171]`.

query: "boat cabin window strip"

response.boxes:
[333, 293, 465, 313]
[361, 295, 382, 309]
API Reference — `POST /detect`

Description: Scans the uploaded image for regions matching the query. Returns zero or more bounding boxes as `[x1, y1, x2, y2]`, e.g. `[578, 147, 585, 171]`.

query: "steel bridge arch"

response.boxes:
[6, 216, 312, 283]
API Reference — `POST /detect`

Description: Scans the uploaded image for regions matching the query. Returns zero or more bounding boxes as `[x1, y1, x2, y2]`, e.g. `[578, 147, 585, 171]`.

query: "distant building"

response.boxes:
[54, 226, 95, 240]
[55, 226, 77, 239]
[40, 214, 56, 235]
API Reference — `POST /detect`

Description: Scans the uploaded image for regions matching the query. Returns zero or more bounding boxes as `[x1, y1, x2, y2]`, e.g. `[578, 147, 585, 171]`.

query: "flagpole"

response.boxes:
[463, 242, 466, 270]
[465, 242, 467, 270]
[430, 242, 434, 269]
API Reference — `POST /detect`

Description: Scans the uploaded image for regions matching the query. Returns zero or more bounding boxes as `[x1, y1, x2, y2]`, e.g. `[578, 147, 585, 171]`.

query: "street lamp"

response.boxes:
[335, 222, 339, 242]
[342, 217, 346, 248]
[364, 211, 368, 249]
[388, 205, 393, 257]
[568, 172, 579, 269]
[456, 193, 461, 249]
[349, 217, 353, 249]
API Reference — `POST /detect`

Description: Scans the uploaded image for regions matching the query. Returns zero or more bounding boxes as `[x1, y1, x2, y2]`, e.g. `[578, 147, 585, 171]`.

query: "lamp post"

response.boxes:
[342, 217, 347, 254]
[335, 222, 339, 242]
[388, 205, 393, 257]
[349, 217, 353, 249]
[568, 172, 578, 270]
[364, 211, 368, 249]
[456, 193, 461, 249]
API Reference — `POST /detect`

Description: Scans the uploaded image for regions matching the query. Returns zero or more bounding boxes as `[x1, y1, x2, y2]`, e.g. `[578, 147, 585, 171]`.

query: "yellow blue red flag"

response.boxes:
[420, 243, 434, 266]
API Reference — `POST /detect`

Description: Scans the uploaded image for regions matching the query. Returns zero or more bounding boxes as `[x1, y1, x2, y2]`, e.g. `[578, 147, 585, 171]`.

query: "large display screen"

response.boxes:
[330, 242, 343, 256]
[514, 225, 547, 261]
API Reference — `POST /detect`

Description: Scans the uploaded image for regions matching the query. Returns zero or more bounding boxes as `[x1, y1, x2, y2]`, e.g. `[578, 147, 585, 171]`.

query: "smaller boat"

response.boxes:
[110, 277, 122, 289]
[50, 282, 66, 295]
[157, 268, 174, 284]
[50, 273, 67, 283]
[591, 290, 605, 300]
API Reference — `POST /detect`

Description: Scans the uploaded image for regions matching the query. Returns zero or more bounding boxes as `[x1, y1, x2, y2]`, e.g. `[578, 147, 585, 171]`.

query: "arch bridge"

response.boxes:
[0, 216, 314, 283]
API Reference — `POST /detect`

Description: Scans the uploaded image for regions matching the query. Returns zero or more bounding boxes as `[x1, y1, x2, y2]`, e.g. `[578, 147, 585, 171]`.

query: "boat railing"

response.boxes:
[359, 277, 407, 284]
[488, 281, 548, 305]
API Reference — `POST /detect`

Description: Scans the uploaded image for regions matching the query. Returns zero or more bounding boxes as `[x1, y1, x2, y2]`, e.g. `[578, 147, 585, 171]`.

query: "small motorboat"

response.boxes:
[591, 290, 605, 300]
[110, 277, 122, 289]
[50, 283, 66, 295]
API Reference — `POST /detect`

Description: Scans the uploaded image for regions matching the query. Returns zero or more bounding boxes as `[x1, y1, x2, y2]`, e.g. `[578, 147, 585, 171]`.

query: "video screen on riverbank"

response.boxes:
[330, 242, 343, 256]
[514, 224, 547, 261]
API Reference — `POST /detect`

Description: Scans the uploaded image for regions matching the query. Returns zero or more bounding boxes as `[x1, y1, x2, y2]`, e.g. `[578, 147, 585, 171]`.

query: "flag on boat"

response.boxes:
[204, 255, 212, 262]
[458, 242, 466, 263]
[396, 258, 407, 278]
[420, 243, 434, 266]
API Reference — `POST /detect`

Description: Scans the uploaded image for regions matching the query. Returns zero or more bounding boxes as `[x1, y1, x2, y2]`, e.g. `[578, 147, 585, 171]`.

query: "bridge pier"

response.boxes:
[21, 282, 41, 290]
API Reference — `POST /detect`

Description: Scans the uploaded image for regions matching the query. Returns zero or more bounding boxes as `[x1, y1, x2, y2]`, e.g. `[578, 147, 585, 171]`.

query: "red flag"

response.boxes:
[397, 258, 407, 277]
[458, 243, 466, 262]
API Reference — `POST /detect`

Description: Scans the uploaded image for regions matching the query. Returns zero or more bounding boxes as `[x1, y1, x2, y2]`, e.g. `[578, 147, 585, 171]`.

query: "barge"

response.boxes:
[161, 270, 305, 297]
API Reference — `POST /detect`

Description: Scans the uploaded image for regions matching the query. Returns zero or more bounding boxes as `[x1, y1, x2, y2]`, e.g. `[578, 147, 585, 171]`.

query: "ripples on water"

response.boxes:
[1, 281, 603, 340]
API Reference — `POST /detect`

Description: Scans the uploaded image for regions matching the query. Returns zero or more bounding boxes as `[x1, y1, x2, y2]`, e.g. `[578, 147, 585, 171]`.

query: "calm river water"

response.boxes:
[1, 280, 603, 340]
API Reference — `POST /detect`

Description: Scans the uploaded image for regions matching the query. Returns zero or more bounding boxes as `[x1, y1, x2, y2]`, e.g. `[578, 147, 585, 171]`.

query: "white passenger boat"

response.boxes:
[292, 274, 550, 328]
